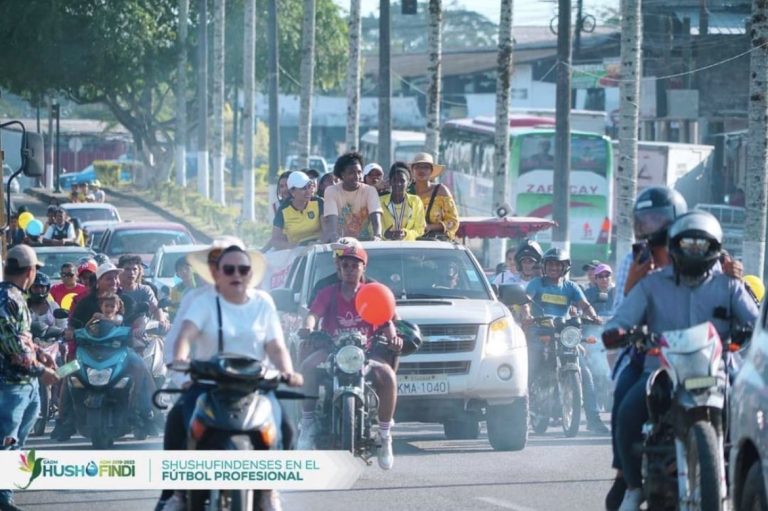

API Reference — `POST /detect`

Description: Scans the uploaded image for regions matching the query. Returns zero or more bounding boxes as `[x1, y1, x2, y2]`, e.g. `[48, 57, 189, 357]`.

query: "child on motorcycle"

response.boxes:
[90, 293, 124, 326]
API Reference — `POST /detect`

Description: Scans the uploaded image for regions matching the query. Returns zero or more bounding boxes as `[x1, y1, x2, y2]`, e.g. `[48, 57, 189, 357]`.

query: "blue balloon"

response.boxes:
[26, 219, 44, 237]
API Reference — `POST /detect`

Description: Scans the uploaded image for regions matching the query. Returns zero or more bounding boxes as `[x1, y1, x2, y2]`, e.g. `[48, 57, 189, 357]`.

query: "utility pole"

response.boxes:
[552, 0, 572, 252]
[176, 0, 188, 188]
[243, 0, 256, 221]
[267, 0, 280, 184]
[197, 0, 210, 199]
[345, 0, 362, 151]
[378, 0, 392, 172]
[45, 96, 54, 190]
[744, 0, 768, 279]
[615, 0, 643, 268]
[425, 0, 443, 159]
[231, 83, 239, 188]
[54, 101, 61, 193]
[298, 0, 316, 170]
[212, 0, 226, 205]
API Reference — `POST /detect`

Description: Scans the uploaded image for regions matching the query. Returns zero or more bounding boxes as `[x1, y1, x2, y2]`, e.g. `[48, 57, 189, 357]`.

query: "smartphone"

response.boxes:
[632, 241, 651, 264]
[56, 359, 81, 378]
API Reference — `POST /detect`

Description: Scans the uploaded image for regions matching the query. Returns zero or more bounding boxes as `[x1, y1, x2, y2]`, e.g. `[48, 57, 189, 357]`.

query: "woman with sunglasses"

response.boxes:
[268, 171, 329, 250]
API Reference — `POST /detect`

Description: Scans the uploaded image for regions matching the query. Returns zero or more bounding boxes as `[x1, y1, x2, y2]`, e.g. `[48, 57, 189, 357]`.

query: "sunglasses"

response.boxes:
[221, 264, 251, 277]
[61, 272, 75, 278]
[596, 273, 612, 279]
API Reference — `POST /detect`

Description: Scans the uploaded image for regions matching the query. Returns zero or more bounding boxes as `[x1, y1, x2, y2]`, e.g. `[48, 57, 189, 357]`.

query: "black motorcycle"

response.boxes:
[31, 319, 66, 436]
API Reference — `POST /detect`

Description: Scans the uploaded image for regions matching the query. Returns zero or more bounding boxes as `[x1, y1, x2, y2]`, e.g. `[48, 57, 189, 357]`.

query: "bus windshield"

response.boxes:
[519, 133, 609, 174]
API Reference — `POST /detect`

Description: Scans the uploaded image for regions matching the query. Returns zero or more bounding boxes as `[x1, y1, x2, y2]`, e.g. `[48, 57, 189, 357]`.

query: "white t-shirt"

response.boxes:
[183, 287, 284, 363]
[323, 183, 382, 239]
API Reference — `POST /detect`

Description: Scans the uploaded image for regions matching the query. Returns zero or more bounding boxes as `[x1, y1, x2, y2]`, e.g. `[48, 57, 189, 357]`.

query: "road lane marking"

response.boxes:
[476, 496, 537, 511]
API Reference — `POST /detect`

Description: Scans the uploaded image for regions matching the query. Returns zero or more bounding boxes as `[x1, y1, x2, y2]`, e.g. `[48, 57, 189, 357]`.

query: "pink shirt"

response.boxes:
[309, 284, 375, 339]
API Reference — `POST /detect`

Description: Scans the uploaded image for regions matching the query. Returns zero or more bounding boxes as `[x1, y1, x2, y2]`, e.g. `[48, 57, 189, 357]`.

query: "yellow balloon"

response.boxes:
[61, 292, 78, 311]
[18, 212, 34, 230]
[744, 275, 765, 303]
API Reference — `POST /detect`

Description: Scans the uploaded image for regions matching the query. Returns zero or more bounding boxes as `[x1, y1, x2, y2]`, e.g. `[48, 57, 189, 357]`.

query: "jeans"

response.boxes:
[611, 362, 645, 469]
[615, 371, 651, 488]
[580, 354, 600, 421]
[0, 380, 41, 505]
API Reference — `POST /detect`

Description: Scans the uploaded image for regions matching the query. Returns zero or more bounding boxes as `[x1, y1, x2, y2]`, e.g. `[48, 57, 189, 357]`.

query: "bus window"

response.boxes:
[520, 135, 555, 172]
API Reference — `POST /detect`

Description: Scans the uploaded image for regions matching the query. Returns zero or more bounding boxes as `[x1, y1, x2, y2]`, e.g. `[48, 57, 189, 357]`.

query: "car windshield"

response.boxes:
[35, 250, 94, 280]
[106, 230, 192, 256]
[310, 247, 491, 301]
[156, 251, 193, 278]
[65, 207, 119, 222]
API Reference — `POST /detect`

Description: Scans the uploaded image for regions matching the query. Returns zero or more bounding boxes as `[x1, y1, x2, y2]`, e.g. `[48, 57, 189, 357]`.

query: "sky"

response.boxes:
[331, 0, 619, 26]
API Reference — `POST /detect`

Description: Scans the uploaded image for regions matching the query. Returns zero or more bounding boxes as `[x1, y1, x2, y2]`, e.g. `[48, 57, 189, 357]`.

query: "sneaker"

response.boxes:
[260, 490, 283, 511]
[587, 417, 611, 435]
[297, 419, 316, 450]
[377, 433, 394, 470]
[161, 492, 186, 511]
[618, 488, 643, 511]
[605, 475, 627, 511]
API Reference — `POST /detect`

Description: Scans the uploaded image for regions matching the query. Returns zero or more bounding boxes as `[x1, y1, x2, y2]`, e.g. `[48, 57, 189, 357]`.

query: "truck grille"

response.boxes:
[398, 361, 471, 375]
[416, 324, 479, 354]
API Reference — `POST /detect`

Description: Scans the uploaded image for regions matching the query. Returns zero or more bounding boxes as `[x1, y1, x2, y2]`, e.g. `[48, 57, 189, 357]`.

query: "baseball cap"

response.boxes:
[593, 263, 612, 276]
[96, 263, 123, 280]
[77, 260, 98, 275]
[286, 171, 311, 190]
[5, 245, 43, 270]
[330, 237, 362, 251]
[582, 260, 601, 271]
[363, 163, 383, 177]
[336, 245, 368, 265]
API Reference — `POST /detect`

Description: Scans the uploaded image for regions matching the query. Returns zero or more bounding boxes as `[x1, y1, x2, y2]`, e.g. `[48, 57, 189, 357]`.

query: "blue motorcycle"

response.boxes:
[68, 321, 136, 449]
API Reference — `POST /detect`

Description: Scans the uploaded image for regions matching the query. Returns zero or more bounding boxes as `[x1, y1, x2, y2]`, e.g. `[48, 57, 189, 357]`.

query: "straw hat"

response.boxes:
[187, 236, 267, 288]
[410, 152, 445, 180]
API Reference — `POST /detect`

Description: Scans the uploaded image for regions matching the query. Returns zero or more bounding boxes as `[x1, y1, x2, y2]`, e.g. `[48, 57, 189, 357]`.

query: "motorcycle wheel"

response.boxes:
[560, 371, 582, 438]
[741, 462, 768, 511]
[686, 421, 724, 511]
[341, 396, 355, 453]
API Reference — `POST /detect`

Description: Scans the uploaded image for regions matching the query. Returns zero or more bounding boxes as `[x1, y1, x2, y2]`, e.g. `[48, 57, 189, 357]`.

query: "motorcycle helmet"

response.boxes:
[394, 320, 423, 356]
[29, 273, 51, 302]
[514, 239, 544, 272]
[542, 247, 571, 277]
[93, 253, 110, 266]
[667, 210, 723, 279]
[633, 187, 688, 247]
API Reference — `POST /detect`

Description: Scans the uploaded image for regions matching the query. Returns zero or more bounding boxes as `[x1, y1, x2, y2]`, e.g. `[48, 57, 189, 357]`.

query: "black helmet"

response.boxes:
[633, 187, 688, 247]
[514, 239, 544, 271]
[394, 320, 423, 356]
[542, 247, 571, 277]
[668, 211, 723, 279]
[29, 273, 51, 302]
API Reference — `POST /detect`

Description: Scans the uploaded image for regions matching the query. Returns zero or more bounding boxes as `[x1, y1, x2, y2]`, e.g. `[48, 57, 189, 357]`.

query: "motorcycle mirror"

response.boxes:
[53, 308, 69, 320]
[498, 284, 531, 307]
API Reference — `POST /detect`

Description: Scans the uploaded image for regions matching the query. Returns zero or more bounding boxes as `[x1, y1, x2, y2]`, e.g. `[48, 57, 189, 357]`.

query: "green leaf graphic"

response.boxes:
[28, 450, 36, 467]
[15, 457, 45, 490]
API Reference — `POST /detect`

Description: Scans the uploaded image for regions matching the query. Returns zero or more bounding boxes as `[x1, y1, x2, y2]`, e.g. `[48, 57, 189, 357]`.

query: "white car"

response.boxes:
[271, 241, 529, 451]
[3, 163, 20, 193]
[147, 244, 208, 299]
[61, 202, 122, 223]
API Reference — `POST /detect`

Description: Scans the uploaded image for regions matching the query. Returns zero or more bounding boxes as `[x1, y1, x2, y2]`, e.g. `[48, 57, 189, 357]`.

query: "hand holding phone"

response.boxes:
[632, 241, 651, 265]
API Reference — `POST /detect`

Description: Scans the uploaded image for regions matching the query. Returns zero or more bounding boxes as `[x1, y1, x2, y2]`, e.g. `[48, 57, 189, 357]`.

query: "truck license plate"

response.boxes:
[397, 375, 449, 396]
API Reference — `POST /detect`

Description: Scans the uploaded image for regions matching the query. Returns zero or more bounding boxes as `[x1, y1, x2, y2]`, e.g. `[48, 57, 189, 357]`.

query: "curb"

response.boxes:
[24, 187, 213, 244]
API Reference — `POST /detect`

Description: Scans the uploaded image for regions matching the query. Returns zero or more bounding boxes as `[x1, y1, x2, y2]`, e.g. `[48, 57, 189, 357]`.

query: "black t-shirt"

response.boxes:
[70, 291, 136, 329]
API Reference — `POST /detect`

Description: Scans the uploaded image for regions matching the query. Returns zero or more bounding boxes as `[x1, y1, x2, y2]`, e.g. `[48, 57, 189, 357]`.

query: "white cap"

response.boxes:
[363, 163, 383, 177]
[96, 263, 123, 280]
[330, 237, 362, 250]
[286, 172, 311, 189]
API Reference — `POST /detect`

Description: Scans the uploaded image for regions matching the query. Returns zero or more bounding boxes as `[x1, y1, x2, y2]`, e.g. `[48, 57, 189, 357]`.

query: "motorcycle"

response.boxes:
[154, 354, 305, 511]
[615, 323, 731, 511]
[67, 319, 140, 448]
[31, 319, 66, 436]
[129, 309, 167, 438]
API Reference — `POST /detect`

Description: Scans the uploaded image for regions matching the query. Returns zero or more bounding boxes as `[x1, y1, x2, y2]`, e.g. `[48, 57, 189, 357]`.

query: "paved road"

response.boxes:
[11, 191, 615, 511]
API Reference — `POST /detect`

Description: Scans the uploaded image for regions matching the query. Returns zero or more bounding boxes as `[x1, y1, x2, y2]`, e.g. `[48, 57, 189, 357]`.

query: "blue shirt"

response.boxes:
[526, 277, 587, 317]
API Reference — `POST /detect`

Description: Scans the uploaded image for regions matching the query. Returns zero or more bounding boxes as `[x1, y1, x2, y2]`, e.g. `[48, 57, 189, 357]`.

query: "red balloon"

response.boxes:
[355, 283, 396, 327]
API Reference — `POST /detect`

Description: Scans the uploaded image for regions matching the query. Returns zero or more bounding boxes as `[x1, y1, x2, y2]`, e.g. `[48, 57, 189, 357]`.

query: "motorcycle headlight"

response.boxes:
[559, 326, 582, 348]
[485, 317, 526, 357]
[86, 367, 113, 386]
[335, 345, 365, 374]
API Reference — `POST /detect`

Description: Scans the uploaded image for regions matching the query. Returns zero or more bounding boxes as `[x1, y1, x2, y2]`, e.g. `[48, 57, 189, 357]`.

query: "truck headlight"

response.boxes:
[335, 345, 365, 374]
[86, 367, 113, 386]
[559, 326, 582, 348]
[485, 317, 525, 357]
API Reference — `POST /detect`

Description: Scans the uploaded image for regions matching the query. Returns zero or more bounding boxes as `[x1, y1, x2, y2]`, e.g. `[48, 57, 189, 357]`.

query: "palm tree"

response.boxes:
[345, 0, 362, 151]
[298, 0, 316, 169]
[243, 0, 256, 221]
[176, 0, 189, 188]
[212, 0, 226, 205]
[425, 0, 443, 158]
[493, 0, 513, 216]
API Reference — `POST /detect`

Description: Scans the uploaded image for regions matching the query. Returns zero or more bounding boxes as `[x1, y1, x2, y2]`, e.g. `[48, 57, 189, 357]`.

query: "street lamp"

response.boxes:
[52, 99, 61, 193]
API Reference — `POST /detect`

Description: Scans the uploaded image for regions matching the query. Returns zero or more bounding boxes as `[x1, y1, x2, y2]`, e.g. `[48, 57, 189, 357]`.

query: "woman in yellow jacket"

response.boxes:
[379, 162, 426, 241]
[410, 152, 460, 240]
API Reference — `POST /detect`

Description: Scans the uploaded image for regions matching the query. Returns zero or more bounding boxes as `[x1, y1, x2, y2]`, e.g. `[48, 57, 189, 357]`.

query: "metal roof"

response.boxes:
[672, 7, 748, 35]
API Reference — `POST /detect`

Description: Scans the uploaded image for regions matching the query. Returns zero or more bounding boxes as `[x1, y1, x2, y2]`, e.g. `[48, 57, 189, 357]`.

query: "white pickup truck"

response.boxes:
[271, 241, 529, 451]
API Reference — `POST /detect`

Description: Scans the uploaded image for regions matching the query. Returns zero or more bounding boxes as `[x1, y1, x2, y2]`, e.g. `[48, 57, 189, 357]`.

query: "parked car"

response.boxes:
[730, 301, 768, 511]
[60, 202, 122, 223]
[147, 244, 208, 298]
[33, 246, 96, 284]
[97, 222, 195, 264]
[82, 220, 121, 249]
[271, 241, 529, 451]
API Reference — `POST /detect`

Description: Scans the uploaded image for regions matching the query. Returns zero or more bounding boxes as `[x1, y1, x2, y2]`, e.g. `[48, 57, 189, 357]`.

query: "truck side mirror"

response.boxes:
[21, 132, 44, 177]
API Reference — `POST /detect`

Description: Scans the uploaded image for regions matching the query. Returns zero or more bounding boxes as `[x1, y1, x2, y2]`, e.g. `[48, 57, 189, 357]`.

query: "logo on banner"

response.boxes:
[16, 450, 45, 489]
[16, 449, 135, 489]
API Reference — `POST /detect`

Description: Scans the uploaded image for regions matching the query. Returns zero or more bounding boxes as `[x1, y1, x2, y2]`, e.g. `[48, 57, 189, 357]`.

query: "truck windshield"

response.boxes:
[310, 247, 492, 301]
